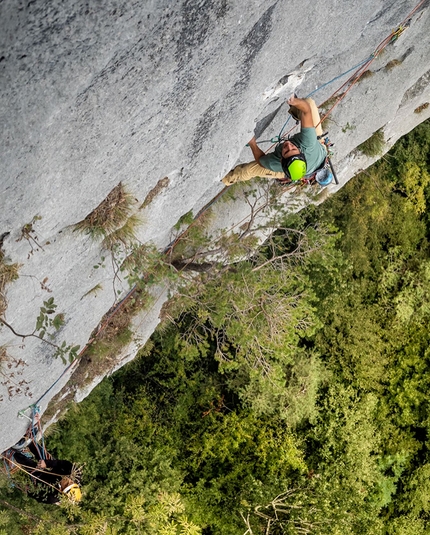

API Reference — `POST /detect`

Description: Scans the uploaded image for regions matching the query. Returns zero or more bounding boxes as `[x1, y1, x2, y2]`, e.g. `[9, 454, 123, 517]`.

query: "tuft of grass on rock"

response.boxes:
[414, 103, 429, 114]
[357, 129, 385, 157]
[354, 69, 374, 83]
[320, 93, 344, 112]
[102, 214, 143, 250]
[174, 210, 194, 231]
[81, 283, 103, 300]
[384, 59, 403, 71]
[342, 122, 356, 133]
[74, 182, 136, 240]
[0, 252, 20, 316]
[140, 177, 169, 209]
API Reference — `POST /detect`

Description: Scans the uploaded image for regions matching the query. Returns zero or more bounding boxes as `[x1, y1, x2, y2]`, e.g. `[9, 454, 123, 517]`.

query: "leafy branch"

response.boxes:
[0, 297, 80, 363]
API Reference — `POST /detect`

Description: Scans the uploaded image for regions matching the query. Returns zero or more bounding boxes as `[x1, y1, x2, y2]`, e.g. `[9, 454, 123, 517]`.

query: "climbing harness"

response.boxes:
[15, 405, 49, 460]
[1, 415, 82, 502]
[1, 453, 75, 498]
[276, 132, 338, 187]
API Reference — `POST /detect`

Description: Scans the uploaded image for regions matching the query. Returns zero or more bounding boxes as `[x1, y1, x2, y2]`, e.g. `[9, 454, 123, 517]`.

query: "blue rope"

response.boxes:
[305, 56, 372, 99]
[15, 358, 79, 456]
[33, 359, 77, 407]
[259, 55, 374, 144]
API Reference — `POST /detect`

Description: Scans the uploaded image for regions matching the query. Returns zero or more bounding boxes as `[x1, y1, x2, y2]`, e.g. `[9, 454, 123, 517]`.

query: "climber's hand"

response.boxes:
[287, 94, 299, 106]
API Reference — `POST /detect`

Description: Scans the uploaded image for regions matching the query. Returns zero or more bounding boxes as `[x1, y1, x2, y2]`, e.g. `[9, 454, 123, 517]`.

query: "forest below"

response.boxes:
[1, 118, 430, 535]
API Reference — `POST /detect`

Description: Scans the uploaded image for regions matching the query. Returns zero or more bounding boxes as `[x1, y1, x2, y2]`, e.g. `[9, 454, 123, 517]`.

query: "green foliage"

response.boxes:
[318, 166, 426, 278]
[185, 412, 306, 533]
[174, 210, 194, 230]
[33, 297, 80, 363]
[358, 128, 385, 157]
[169, 209, 214, 265]
[121, 243, 177, 289]
[382, 120, 430, 215]
[171, 256, 322, 420]
[35, 297, 61, 336]
[400, 161, 430, 214]
[85, 326, 133, 363]
[341, 121, 356, 133]
[101, 214, 142, 250]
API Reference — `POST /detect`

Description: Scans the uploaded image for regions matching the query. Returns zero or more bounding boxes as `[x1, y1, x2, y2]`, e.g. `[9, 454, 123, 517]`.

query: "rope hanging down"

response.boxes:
[1, 453, 63, 496]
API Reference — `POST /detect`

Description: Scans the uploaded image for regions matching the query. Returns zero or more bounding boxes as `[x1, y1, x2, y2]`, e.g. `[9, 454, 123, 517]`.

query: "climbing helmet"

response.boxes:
[61, 478, 82, 502]
[281, 153, 307, 181]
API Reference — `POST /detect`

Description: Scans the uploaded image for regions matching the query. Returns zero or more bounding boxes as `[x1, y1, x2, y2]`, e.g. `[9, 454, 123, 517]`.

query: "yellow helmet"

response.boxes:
[62, 482, 82, 502]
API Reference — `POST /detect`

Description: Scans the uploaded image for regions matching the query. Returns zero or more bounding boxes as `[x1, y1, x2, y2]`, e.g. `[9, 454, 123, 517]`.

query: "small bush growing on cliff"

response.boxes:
[0, 346, 31, 401]
[414, 102, 429, 114]
[0, 252, 20, 316]
[358, 129, 385, 157]
[74, 182, 140, 243]
[101, 214, 142, 250]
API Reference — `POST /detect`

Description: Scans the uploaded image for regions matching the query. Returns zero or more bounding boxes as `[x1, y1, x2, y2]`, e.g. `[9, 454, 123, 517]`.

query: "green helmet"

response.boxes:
[281, 154, 307, 181]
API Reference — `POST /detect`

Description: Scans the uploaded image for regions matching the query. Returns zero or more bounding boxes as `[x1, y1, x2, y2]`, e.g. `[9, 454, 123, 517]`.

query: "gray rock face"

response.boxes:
[1, 0, 430, 451]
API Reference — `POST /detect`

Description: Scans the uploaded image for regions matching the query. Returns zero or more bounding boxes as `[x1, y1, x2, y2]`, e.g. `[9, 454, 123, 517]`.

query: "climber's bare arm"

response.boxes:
[248, 136, 265, 164]
[287, 95, 314, 128]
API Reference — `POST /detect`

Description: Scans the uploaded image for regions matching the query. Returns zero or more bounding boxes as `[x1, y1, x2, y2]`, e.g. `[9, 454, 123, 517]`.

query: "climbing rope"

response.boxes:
[1, 452, 64, 496]
[12, 404, 51, 461]
[29, 407, 47, 460]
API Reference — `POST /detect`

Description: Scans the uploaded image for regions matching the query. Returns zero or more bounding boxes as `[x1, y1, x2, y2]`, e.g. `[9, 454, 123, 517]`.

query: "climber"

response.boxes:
[4, 439, 82, 505]
[222, 95, 327, 186]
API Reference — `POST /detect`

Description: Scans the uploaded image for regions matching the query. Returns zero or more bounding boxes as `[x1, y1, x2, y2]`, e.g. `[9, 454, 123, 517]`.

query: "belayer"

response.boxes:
[4, 439, 82, 505]
[222, 95, 327, 185]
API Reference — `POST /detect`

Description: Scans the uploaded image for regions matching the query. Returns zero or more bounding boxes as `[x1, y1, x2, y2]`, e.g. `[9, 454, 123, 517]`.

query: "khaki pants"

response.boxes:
[222, 160, 285, 185]
[222, 98, 323, 186]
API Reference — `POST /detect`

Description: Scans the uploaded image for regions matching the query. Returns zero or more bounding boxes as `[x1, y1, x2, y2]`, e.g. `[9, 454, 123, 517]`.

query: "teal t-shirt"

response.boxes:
[259, 128, 326, 176]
